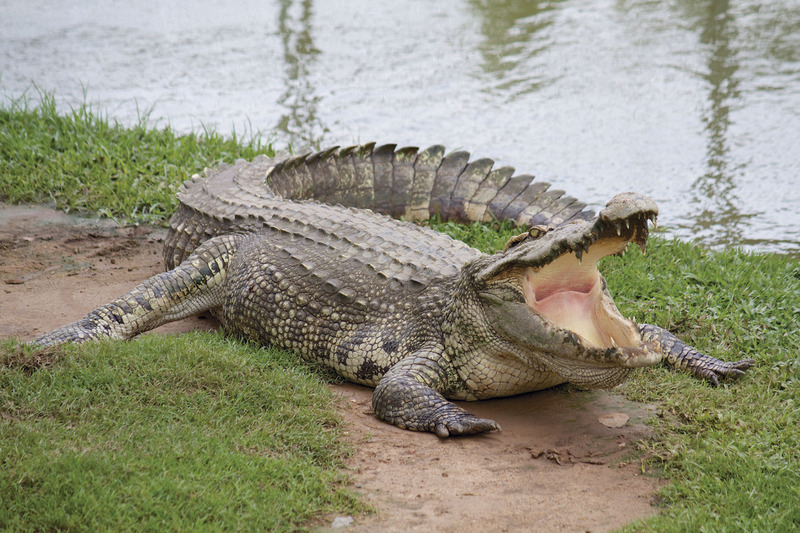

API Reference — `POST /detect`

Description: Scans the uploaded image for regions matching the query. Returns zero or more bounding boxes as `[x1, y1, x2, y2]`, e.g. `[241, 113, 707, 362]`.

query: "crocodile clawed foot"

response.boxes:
[702, 358, 757, 387]
[434, 414, 501, 438]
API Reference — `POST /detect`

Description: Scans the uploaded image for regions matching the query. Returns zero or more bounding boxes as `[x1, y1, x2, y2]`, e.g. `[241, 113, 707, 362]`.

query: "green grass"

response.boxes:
[2, 95, 799, 531]
[0, 91, 273, 223]
[602, 242, 800, 532]
[1, 334, 359, 531]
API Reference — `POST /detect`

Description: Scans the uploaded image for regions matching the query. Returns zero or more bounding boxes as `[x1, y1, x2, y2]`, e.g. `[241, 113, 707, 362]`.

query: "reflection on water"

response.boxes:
[1, 0, 799, 254]
[689, 0, 748, 247]
[275, 0, 325, 145]
[469, 0, 560, 97]
[675, 0, 800, 253]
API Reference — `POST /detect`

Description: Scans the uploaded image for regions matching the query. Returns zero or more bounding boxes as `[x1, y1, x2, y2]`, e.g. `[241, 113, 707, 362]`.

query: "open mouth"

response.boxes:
[521, 205, 656, 351]
[523, 238, 636, 349]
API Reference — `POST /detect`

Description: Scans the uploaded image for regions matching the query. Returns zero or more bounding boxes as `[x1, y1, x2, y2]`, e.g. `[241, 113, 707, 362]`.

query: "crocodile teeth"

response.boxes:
[575, 249, 583, 263]
[616, 224, 622, 236]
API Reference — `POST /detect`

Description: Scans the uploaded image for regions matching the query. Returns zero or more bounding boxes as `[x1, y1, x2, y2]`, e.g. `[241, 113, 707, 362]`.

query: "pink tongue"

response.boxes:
[534, 290, 593, 327]
[532, 280, 594, 302]
[526, 280, 607, 348]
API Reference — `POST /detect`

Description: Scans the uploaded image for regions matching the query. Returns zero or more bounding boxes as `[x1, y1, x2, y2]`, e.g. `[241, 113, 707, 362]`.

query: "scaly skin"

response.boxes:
[30, 144, 755, 437]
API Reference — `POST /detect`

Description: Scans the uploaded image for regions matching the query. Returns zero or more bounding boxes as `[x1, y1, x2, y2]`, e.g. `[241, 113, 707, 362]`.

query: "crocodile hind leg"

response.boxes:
[639, 324, 755, 385]
[30, 235, 240, 348]
[372, 348, 500, 437]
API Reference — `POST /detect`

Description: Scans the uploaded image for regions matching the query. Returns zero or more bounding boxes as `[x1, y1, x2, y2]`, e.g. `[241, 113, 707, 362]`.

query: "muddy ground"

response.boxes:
[0, 204, 663, 532]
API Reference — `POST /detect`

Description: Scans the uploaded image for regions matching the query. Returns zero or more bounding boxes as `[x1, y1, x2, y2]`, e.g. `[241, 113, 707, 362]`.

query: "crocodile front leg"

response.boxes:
[372, 348, 500, 437]
[640, 324, 756, 385]
[30, 235, 239, 348]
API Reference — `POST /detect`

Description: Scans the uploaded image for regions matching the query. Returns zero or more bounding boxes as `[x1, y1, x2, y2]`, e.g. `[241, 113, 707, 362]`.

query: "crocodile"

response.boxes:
[31, 143, 755, 437]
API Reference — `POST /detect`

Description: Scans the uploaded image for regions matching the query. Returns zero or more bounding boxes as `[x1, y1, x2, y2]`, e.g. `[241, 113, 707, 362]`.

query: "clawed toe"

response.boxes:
[435, 416, 501, 438]
[707, 358, 757, 386]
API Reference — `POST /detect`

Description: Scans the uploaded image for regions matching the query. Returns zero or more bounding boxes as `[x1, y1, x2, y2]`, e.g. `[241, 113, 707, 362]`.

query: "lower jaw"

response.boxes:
[565, 366, 635, 389]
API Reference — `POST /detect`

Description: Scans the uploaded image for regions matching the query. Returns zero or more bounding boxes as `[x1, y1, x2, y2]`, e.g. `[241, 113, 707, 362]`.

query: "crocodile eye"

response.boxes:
[528, 225, 549, 239]
[502, 225, 552, 252]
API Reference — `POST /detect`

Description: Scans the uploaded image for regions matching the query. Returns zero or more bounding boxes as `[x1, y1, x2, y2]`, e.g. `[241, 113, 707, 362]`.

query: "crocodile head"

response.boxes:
[464, 192, 661, 389]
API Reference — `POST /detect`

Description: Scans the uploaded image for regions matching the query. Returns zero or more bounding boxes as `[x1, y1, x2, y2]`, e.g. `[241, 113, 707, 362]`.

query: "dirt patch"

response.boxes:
[333, 384, 662, 532]
[0, 203, 664, 532]
[0, 204, 216, 340]
[0, 344, 64, 375]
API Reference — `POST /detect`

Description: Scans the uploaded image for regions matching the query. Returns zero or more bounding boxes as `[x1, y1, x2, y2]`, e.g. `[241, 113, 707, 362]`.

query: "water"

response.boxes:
[2, 0, 799, 254]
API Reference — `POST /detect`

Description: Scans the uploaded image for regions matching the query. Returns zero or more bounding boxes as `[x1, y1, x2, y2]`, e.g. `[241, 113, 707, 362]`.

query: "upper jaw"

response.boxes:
[475, 192, 658, 282]
[595, 192, 658, 255]
[561, 191, 659, 263]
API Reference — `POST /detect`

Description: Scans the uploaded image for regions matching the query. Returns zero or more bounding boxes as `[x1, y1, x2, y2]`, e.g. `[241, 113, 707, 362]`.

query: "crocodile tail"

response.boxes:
[165, 155, 280, 269]
[266, 143, 594, 227]
[165, 143, 594, 269]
